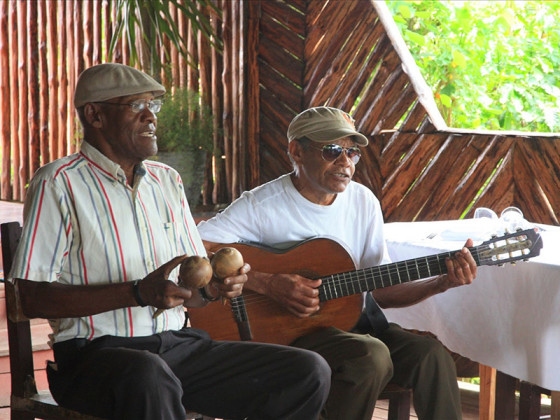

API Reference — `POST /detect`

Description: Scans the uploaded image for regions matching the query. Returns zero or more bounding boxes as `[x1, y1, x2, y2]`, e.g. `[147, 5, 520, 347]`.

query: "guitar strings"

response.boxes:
[228, 232, 535, 311]
[224, 245, 494, 307]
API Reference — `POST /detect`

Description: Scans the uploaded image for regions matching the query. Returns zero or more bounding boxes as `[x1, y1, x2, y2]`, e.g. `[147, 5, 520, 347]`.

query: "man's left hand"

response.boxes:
[440, 238, 477, 290]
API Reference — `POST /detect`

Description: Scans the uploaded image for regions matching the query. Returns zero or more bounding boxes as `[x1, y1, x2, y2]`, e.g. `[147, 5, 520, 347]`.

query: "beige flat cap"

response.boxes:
[74, 63, 165, 108]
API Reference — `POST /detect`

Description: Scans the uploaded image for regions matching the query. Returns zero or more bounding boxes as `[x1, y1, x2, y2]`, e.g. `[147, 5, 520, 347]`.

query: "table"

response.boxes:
[384, 218, 559, 390]
[383, 219, 560, 418]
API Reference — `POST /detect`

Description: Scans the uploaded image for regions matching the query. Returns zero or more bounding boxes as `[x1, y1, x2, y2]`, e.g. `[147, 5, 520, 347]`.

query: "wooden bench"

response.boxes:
[1, 221, 208, 420]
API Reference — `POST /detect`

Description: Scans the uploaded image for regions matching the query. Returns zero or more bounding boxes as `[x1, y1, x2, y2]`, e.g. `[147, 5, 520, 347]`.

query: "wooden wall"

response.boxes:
[1, 0, 559, 225]
[251, 0, 560, 225]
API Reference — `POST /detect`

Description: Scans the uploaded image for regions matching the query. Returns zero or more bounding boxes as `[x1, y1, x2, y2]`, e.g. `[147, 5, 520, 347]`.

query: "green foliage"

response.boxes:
[110, 0, 221, 79]
[156, 88, 214, 153]
[387, 1, 560, 132]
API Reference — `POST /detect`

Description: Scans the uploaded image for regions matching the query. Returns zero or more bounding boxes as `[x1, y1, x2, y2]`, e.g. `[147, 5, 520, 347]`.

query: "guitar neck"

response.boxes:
[318, 246, 482, 302]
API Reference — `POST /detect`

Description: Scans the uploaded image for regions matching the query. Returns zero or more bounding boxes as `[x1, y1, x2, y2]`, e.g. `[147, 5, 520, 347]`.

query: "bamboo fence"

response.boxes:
[0, 0, 245, 205]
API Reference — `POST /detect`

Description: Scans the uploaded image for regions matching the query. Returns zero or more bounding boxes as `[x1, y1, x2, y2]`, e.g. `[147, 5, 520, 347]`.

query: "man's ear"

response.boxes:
[83, 103, 103, 128]
[288, 141, 303, 164]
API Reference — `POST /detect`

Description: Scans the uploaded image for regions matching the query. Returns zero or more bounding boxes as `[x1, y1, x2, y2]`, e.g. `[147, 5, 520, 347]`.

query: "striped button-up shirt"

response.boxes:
[9, 141, 206, 344]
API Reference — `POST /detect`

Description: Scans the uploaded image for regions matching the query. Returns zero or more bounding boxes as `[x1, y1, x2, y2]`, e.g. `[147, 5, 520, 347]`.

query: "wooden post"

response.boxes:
[83, 0, 94, 69]
[177, 0, 187, 89]
[17, 0, 29, 201]
[93, 0, 102, 64]
[231, 0, 239, 199]
[71, 0, 84, 154]
[197, 2, 212, 206]
[0, 0, 12, 200]
[246, 0, 259, 189]
[65, 0, 74, 154]
[38, 0, 49, 168]
[221, 0, 232, 203]
[479, 364, 496, 420]
[551, 391, 560, 420]
[58, 0, 68, 159]
[104, 0, 113, 62]
[236, 0, 246, 194]
[494, 370, 517, 420]
[170, 3, 179, 88]
[211, 1, 225, 204]
[28, 0, 40, 178]
[47, 0, 58, 162]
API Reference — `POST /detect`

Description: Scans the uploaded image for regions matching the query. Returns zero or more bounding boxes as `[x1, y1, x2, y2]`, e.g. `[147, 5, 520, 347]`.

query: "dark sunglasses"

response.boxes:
[309, 143, 362, 164]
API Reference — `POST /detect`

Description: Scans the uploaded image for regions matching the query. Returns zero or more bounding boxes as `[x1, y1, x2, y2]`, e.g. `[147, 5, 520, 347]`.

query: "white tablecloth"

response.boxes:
[383, 219, 560, 391]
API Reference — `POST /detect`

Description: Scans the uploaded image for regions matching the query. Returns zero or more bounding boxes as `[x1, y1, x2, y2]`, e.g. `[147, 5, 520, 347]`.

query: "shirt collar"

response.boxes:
[79, 141, 146, 186]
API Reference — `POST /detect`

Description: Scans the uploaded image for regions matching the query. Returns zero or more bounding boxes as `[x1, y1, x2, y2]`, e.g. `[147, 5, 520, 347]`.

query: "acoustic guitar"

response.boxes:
[188, 228, 542, 345]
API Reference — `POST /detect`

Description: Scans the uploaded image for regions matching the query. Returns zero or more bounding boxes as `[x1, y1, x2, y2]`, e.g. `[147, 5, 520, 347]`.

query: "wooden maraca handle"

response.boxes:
[153, 255, 212, 318]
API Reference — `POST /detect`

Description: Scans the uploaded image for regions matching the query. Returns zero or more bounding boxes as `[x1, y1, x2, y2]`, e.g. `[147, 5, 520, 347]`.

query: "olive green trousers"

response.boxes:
[292, 323, 462, 420]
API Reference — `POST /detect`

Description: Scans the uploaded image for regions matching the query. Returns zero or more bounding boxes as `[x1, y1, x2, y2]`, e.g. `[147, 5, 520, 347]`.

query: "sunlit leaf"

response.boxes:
[398, 4, 412, 19]
[441, 84, 456, 96]
[452, 49, 467, 68]
[404, 30, 426, 46]
[439, 93, 452, 108]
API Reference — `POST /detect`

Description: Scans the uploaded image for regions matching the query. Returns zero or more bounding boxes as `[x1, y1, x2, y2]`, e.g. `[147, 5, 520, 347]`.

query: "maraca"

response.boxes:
[211, 247, 244, 281]
[152, 255, 212, 318]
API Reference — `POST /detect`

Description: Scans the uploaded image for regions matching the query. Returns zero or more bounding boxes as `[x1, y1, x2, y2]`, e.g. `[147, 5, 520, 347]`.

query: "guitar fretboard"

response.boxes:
[318, 245, 485, 302]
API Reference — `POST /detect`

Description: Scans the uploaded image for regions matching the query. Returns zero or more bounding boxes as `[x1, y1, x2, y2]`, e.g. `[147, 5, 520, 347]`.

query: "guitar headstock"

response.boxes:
[477, 228, 543, 266]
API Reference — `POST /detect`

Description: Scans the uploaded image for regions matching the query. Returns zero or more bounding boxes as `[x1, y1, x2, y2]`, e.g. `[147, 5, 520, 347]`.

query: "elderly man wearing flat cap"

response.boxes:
[8, 63, 331, 420]
[198, 106, 478, 420]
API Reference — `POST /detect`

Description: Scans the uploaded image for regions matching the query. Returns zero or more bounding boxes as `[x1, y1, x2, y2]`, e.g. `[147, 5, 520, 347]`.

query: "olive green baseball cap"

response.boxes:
[74, 63, 165, 108]
[287, 106, 368, 146]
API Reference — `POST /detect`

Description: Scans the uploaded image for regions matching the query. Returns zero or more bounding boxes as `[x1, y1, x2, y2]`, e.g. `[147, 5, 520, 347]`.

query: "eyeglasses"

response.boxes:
[94, 99, 163, 114]
[309, 143, 362, 164]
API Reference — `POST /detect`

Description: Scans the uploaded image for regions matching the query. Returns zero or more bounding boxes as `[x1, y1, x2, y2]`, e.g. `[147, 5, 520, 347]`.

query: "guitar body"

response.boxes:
[188, 238, 364, 345]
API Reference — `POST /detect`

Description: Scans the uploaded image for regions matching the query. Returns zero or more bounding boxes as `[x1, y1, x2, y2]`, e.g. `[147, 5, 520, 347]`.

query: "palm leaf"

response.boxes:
[109, 0, 222, 79]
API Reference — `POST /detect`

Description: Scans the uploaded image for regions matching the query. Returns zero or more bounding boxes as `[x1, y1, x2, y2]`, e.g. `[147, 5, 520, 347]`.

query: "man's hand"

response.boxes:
[439, 238, 477, 290]
[204, 263, 251, 300]
[258, 273, 322, 318]
[136, 255, 193, 310]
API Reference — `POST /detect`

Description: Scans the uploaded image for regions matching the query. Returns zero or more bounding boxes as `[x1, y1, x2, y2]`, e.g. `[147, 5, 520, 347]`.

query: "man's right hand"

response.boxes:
[252, 272, 322, 318]
[136, 255, 193, 310]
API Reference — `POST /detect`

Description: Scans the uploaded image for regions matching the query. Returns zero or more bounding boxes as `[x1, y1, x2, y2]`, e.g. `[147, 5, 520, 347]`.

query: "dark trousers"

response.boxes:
[48, 327, 331, 420]
[379, 323, 462, 420]
[292, 324, 461, 420]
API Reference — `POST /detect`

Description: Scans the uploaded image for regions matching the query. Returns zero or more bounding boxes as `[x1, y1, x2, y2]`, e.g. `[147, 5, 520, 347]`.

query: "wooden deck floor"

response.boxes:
[0, 386, 499, 420]
[1, 384, 552, 419]
[373, 384, 480, 420]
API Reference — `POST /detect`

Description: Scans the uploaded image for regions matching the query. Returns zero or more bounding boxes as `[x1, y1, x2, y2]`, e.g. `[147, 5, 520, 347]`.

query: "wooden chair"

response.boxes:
[377, 383, 411, 420]
[1, 221, 207, 420]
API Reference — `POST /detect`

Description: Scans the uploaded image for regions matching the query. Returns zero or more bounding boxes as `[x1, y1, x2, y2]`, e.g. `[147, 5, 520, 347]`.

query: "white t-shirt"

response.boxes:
[198, 173, 391, 269]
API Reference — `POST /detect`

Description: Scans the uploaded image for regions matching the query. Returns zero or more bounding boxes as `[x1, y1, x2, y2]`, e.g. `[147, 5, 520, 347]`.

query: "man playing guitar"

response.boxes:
[198, 106, 477, 420]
